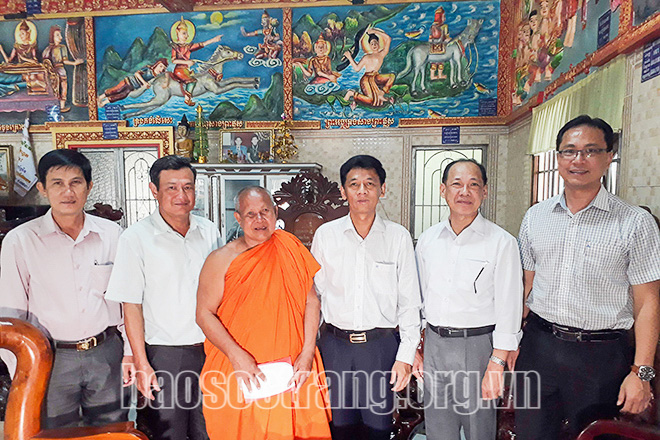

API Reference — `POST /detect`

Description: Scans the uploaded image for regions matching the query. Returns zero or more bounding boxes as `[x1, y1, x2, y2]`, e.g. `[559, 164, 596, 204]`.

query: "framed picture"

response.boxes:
[221, 130, 273, 164]
[0, 146, 13, 196]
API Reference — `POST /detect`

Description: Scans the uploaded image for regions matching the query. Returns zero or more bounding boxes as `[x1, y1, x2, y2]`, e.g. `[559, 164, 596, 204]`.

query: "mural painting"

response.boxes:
[292, 2, 500, 126]
[0, 18, 88, 125]
[512, 0, 621, 106]
[95, 9, 284, 127]
[633, 0, 659, 25]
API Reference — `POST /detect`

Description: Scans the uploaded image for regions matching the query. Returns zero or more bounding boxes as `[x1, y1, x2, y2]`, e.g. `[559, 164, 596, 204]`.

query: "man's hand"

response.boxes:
[122, 355, 136, 387]
[412, 350, 424, 382]
[507, 348, 520, 371]
[390, 360, 412, 392]
[229, 348, 265, 393]
[481, 361, 505, 400]
[135, 360, 161, 400]
[617, 372, 653, 414]
[289, 349, 314, 392]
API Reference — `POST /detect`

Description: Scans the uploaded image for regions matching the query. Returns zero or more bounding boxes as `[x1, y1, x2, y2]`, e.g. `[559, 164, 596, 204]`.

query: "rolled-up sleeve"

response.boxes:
[492, 235, 524, 351]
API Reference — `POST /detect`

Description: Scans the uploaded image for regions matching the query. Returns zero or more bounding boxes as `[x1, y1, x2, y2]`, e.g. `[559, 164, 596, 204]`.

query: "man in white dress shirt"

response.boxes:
[0, 149, 131, 428]
[105, 155, 221, 440]
[414, 159, 523, 439]
[311, 155, 421, 440]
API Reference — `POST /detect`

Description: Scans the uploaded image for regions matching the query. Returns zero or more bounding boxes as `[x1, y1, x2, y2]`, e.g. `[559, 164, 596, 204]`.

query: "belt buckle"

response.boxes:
[349, 332, 367, 344]
[76, 335, 97, 351]
[551, 325, 563, 339]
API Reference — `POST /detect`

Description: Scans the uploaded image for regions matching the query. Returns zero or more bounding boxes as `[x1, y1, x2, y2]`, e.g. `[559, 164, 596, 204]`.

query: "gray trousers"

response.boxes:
[423, 325, 496, 440]
[45, 330, 129, 428]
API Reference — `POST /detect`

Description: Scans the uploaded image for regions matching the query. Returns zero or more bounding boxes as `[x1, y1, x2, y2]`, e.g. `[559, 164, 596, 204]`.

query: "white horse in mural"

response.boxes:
[397, 18, 483, 93]
[122, 45, 260, 118]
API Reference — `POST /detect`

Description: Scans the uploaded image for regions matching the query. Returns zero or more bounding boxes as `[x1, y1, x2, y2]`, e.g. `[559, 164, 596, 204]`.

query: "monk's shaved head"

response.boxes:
[234, 186, 275, 215]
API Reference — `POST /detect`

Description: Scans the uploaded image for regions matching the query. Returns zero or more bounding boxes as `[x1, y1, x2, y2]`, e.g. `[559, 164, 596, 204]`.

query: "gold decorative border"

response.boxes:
[86, 16, 99, 121]
[292, 120, 321, 129]
[52, 125, 174, 156]
[246, 121, 280, 130]
[283, 8, 294, 120]
[498, 0, 514, 116]
[399, 116, 506, 127]
[619, 0, 633, 34]
[45, 120, 128, 129]
[619, 11, 660, 52]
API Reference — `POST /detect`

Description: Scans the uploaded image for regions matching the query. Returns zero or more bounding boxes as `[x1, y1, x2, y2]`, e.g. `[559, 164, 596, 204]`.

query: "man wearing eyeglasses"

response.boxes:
[515, 115, 660, 439]
[413, 159, 523, 439]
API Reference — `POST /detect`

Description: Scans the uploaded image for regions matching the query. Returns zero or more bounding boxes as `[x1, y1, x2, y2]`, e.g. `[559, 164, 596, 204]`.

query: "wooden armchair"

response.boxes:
[0, 318, 147, 440]
[576, 420, 660, 440]
[273, 172, 348, 249]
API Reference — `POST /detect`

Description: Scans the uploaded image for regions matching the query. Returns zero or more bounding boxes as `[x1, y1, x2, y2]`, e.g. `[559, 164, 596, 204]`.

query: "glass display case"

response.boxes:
[192, 163, 322, 242]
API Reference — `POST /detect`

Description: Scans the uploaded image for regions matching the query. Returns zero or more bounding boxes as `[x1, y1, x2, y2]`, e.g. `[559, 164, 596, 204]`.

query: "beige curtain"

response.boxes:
[527, 56, 626, 155]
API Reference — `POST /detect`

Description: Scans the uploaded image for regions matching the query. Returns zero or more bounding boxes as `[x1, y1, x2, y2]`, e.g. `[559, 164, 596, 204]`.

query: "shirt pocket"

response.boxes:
[370, 261, 398, 311]
[458, 258, 491, 295]
[583, 239, 626, 275]
[90, 264, 114, 295]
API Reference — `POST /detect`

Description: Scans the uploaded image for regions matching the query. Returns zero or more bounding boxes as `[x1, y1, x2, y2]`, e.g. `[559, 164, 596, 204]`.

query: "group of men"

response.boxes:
[0, 114, 658, 440]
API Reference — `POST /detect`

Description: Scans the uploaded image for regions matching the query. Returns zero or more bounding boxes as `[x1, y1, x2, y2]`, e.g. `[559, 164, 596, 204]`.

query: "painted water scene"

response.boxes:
[292, 2, 500, 123]
[96, 9, 284, 126]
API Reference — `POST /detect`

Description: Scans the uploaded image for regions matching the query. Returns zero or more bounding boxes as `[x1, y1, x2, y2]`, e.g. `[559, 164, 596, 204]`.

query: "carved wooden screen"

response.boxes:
[273, 172, 348, 249]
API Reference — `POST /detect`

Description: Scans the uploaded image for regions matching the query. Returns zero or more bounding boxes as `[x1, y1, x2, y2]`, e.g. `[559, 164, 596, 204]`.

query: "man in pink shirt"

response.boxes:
[0, 149, 132, 428]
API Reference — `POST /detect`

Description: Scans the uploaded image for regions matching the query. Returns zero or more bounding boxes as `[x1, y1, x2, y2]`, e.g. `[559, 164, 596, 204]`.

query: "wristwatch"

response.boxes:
[631, 365, 656, 381]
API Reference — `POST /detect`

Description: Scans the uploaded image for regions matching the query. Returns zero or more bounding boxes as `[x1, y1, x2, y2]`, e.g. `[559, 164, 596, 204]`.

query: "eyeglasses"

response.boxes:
[556, 148, 608, 159]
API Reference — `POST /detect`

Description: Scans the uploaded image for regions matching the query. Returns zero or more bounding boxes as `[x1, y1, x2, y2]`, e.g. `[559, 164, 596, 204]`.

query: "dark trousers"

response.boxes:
[45, 330, 128, 428]
[318, 328, 398, 440]
[514, 317, 631, 440]
[140, 344, 209, 440]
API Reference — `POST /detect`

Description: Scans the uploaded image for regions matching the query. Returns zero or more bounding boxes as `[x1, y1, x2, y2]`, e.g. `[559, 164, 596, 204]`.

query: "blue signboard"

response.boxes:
[597, 10, 611, 49]
[102, 123, 119, 140]
[642, 38, 660, 83]
[45, 105, 61, 122]
[478, 98, 498, 116]
[104, 104, 121, 121]
[25, 0, 41, 15]
[442, 126, 461, 144]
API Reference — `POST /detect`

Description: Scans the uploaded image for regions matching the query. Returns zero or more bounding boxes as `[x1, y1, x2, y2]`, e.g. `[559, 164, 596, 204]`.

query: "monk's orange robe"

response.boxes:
[201, 230, 332, 440]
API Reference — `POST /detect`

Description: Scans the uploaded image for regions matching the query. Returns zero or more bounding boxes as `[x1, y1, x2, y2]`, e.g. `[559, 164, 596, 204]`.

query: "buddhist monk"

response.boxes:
[196, 186, 331, 440]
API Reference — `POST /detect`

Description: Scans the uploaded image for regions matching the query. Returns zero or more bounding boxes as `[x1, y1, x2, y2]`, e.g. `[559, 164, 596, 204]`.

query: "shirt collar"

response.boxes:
[555, 185, 610, 213]
[438, 212, 486, 238]
[37, 209, 102, 240]
[151, 209, 198, 236]
[341, 212, 386, 237]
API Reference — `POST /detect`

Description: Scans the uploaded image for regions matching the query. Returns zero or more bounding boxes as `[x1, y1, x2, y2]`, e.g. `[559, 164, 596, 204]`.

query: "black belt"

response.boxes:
[53, 326, 117, 351]
[528, 312, 626, 342]
[428, 323, 495, 338]
[324, 323, 396, 344]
